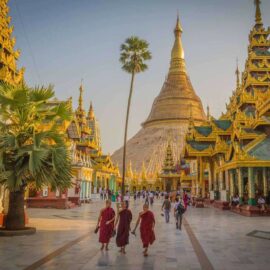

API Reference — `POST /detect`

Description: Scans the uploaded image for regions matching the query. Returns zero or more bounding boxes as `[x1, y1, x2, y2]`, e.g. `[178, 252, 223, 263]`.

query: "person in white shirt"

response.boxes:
[149, 192, 154, 206]
[258, 196, 267, 211]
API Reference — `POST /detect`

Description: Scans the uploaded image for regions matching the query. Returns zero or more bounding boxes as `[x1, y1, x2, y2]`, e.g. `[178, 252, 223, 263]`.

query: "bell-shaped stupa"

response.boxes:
[112, 15, 206, 175]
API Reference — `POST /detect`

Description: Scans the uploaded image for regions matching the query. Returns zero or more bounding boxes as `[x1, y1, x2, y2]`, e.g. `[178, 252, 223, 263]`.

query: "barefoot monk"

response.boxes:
[96, 200, 115, 251]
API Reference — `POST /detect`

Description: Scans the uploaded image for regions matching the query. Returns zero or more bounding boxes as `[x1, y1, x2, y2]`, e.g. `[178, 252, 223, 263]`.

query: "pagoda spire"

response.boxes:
[254, 0, 263, 26]
[169, 13, 186, 74]
[235, 58, 240, 88]
[0, 0, 24, 85]
[207, 105, 210, 121]
[75, 82, 86, 128]
[163, 141, 175, 171]
[78, 81, 84, 111]
[88, 101, 95, 119]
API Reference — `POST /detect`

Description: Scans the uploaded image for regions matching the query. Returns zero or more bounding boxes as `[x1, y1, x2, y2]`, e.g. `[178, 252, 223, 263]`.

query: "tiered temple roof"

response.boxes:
[184, 0, 270, 170]
[0, 0, 24, 85]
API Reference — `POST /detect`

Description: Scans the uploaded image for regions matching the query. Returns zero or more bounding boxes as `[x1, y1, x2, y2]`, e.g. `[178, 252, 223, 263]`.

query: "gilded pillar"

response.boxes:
[237, 168, 244, 204]
[199, 157, 204, 197]
[263, 168, 268, 197]
[192, 179, 196, 196]
[254, 168, 259, 194]
[225, 170, 229, 191]
[208, 161, 213, 192]
[229, 170, 234, 199]
[218, 171, 222, 191]
[248, 167, 256, 206]
[196, 158, 200, 196]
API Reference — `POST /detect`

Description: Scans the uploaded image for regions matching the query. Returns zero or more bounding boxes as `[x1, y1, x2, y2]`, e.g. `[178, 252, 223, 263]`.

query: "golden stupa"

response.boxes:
[112, 15, 206, 175]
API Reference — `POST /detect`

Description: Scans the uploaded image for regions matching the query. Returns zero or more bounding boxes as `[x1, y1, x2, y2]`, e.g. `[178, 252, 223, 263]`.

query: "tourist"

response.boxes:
[96, 200, 115, 251]
[99, 187, 103, 200]
[132, 204, 155, 257]
[145, 192, 149, 205]
[258, 196, 267, 211]
[183, 191, 188, 209]
[162, 195, 171, 223]
[231, 194, 240, 206]
[133, 191, 137, 202]
[149, 191, 154, 206]
[114, 201, 132, 254]
[124, 191, 130, 208]
[174, 197, 185, 230]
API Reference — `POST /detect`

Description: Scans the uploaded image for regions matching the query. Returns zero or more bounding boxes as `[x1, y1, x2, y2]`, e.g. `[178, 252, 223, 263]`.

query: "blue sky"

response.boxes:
[9, 0, 270, 153]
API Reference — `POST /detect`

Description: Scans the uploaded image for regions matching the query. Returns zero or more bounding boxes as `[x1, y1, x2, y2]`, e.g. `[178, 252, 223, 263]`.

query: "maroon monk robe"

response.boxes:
[140, 210, 155, 248]
[99, 207, 115, 244]
[116, 209, 132, 247]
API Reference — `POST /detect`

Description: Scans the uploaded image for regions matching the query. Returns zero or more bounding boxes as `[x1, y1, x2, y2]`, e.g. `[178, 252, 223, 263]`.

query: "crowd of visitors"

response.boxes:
[95, 188, 190, 256]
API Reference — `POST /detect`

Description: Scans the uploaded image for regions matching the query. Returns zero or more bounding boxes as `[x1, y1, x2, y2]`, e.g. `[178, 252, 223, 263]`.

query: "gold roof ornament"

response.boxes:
[78, 81, 84, 112]
[88, 102, 95, 119]
[75, 82, 87, 128]
[254, 0, 263, 26]
[141, 161, 147, 180]
[0, 0, 24, 85]
[171, 12, 184, 60]
[235, 58, 240, 88]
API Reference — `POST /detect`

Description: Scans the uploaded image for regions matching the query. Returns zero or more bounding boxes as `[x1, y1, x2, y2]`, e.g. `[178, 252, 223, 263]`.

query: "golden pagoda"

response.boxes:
[159, 141, 181, 192]
[143, 15, 205, 127]
[0, 0, 24, 85]
[87, 102, 102, 152]
[184, 0, 270, 216]
[112, 15, 206, 177]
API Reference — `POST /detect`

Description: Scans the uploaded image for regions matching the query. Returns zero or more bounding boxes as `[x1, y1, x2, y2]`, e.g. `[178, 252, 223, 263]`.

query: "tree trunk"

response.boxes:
[122, 71, 135, 199]
[5, 187, 25, 230]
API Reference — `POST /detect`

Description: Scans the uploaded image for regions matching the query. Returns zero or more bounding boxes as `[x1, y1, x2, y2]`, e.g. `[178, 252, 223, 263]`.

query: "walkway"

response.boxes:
[0, 200, 269, 270]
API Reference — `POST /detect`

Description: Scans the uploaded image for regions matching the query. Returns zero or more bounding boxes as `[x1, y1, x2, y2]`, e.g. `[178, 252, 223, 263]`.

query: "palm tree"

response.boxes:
[119, 36, 151, 196]
[0, 82, 72, 230]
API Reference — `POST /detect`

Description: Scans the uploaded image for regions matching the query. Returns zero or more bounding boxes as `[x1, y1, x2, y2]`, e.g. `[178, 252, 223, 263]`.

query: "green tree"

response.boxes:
[120, 36, 151, 196]
[0, 83, 72, 230]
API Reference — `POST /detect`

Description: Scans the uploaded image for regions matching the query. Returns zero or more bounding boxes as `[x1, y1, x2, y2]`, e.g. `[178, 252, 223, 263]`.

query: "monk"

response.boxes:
[132, 204, 155, 257]
[96, 200, 115, 251]
[114, 201, 133, 254]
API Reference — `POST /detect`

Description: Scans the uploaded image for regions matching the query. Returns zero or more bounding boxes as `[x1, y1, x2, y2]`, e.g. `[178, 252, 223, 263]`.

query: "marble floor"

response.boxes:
[0, 200, 269, 270]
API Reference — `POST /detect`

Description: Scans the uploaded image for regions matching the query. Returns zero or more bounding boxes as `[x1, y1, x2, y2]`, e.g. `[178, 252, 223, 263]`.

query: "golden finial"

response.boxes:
[235, 58, 240, 88]
[254, 0, 263, 26]
[88, 101, 95, 119]
[175, 10, 183, 34]
[207, 105, 210, 121]
[171, 13, 184, 60]
[78, 79, 84, 110]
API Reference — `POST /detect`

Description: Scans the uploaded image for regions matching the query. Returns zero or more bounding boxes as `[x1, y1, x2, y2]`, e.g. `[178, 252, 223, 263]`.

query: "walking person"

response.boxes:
[132, 204, 155, 257]
[149, 191, 154, 206]
[174, 197, 186, 230]
[162, 195, 171, 223]
[114, 201, 133, 254]
[96, 200, 115, 251]
[124, 191, 130, 208]
[99, 187, 103, 200]
[183, 191, 188, 209]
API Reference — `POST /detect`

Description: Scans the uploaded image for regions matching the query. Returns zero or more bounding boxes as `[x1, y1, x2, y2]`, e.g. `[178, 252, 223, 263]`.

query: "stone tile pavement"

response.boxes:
[0, 200, 269, 270]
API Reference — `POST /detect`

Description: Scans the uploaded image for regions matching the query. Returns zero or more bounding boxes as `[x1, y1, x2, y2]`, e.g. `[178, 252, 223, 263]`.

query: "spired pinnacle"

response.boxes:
[171, 14, 185, 62]
[235, 58, 240, 88]
[78, 82, 84, 111]
[254, 0, 263, 26]
[88, 102, 95, 119]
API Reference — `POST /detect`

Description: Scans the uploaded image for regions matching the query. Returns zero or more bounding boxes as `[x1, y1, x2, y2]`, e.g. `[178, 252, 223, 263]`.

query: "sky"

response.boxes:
[9, 0, 270, 154]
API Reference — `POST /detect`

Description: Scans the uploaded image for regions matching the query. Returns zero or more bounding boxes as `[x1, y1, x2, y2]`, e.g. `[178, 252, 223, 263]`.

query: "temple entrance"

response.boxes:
[165, 181, 172, 192]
